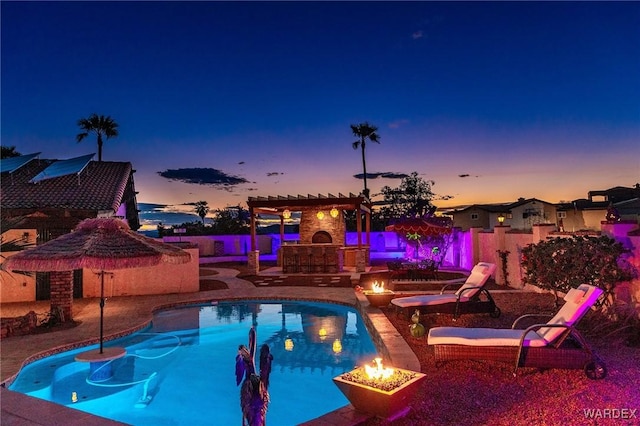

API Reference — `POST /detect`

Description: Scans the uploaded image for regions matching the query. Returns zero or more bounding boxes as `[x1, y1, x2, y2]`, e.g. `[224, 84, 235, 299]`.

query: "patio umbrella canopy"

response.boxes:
[5, 217, 191, 353]
[384, 217, 451, 237]
[5, 217, 191, 272]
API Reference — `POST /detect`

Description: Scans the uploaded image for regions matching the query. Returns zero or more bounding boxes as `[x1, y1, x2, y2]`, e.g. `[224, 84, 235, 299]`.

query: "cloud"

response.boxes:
[266, 171, 285, 176]
[412, 30, 424, 40]
[388, 119, 409, 129]
[157, 167, 249, 188]
[353, 171, 409, 180]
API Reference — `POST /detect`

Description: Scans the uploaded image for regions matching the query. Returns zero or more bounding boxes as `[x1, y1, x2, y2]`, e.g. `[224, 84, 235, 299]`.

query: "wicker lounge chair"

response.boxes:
[427, 284, 606, 379]
[390, 262, 499, 320]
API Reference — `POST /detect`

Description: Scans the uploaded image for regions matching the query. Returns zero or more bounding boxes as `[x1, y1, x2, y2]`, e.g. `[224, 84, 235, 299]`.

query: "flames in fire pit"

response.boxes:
[365, 357, 394, 380]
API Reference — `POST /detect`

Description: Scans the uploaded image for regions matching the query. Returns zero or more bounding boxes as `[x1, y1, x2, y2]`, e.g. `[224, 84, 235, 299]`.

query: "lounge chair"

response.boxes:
[427, 284, 607, 379]
[390, 262, 499, 320]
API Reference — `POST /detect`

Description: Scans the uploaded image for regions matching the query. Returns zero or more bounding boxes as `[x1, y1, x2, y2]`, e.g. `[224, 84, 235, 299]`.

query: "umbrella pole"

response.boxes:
[99, 271, 105, 354]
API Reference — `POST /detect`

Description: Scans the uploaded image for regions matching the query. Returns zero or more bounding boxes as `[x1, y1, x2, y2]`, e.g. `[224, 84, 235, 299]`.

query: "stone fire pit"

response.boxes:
[333, 358, 426, 419]
[362, 290, 396, 307]
[362, 280, 395, 307]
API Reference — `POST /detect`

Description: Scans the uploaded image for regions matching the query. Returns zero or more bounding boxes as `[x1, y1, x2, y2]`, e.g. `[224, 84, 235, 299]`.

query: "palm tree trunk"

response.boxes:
[360, 138, 368, 198]
[97, 134, 103, 162]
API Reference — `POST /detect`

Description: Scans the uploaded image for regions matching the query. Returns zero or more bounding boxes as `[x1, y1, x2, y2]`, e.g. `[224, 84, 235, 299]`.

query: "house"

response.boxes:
[446, 198, 557, 231]
[587, 185, 640, 224]
[443, 203, 505, 231]
[1, 153, 140, 236]
[588, 185, 640, 204]
[1, 153, 143, 302]
[557, 185, 640, 231]
[444, 185, 640, 232]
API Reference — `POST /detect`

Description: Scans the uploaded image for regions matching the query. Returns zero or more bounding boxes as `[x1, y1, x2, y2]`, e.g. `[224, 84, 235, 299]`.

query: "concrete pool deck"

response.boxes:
[1, 261, 420, 425]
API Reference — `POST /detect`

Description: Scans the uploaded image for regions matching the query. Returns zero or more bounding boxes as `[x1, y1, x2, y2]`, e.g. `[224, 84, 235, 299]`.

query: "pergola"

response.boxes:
[246, 193, 372, 272]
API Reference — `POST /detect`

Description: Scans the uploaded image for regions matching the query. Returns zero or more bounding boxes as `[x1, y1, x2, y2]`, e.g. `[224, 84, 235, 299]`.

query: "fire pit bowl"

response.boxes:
[362, 280, 395, 307]
[362, 290, 395, 307]
[333, 359, 426, 419]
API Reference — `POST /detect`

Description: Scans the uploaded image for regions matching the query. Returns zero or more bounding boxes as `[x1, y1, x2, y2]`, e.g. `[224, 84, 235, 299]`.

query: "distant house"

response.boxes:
[443, 185, 640, 232]
[1, 153, 140, 238]
[615, 198, 640, 222]
[557, 185, 640, 231]
[446, 198, 557, 231]
[443, 203, 505, 231]
[588, 185, 640, 205]
[587, 185, 640, 224]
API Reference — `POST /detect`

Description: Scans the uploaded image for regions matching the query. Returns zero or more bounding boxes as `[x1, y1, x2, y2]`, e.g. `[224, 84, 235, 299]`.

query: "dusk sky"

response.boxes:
[2, 1, 639, 215]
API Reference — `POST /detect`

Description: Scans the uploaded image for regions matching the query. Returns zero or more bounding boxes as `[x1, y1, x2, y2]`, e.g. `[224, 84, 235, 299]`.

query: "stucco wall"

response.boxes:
[81, 247, 199, 297]
[477, 230, 495, 269]
[163, 235, 271, 256]
[583, 210, 607, 230]
[166, 231, 407, 258]
[0, 230, 38, 302]
[0, 251, 37, 303]
[504, 232, 533, 287]
[1, 247, 199, 303]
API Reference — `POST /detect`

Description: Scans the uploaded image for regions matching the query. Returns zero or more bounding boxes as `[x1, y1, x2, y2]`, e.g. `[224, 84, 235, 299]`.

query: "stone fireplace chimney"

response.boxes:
[299, 209, 345, 245]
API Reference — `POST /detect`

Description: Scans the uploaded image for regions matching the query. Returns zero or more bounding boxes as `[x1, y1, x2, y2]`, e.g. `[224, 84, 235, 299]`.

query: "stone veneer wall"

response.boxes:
[0, 311, 37, 338]
[299, 209, 345, 245]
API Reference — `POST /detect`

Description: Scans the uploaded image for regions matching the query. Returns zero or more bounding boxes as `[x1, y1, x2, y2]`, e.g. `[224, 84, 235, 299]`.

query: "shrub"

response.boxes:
[520, 235, 633, 305]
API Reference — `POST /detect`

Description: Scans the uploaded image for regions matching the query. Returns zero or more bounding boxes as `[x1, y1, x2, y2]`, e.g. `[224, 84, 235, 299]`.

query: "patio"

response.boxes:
[1, 261, 638, 425]
[0, 262, 416, 425]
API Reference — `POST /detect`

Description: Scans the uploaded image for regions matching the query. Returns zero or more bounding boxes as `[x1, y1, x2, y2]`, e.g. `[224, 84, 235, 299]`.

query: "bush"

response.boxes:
[520, 235, 633, 304]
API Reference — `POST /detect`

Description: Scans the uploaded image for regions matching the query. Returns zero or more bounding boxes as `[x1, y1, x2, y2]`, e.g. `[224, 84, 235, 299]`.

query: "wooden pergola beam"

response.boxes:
[247, 193, 372, 254]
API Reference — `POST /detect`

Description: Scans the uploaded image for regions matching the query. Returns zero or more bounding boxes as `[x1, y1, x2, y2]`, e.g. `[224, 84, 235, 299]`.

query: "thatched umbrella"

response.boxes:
[384, 217, 451, 237]
[5, 218, 191, 353]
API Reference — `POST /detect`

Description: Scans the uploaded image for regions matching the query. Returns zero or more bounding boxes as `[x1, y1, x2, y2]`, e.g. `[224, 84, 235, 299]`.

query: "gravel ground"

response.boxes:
[366, 292, 640, 426]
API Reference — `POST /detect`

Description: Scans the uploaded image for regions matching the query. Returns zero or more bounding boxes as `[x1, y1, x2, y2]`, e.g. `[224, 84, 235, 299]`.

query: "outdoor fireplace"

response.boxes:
[312, 231, 332, 244]
[299, 210, 344, 245]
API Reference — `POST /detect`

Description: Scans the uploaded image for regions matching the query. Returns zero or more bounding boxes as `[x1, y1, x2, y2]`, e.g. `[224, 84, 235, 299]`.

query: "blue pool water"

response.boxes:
[9, 300, 378, 425]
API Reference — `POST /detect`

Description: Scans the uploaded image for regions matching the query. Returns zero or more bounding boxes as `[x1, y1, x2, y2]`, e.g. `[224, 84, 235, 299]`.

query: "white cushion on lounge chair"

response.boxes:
[428, 284, 604, 348]
[564, 287, 587, 303]
[428, 326, 547, 347]
[536, 284, 602, 343]
[391, 294, 471, 308]
[391, 262, 496, 310]
[454, 272, 486, 296]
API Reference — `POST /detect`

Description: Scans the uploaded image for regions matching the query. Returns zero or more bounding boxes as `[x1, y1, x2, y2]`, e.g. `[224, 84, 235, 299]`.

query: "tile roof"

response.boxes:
[446, 203, 511, 214]
[1, 159, 132, 212]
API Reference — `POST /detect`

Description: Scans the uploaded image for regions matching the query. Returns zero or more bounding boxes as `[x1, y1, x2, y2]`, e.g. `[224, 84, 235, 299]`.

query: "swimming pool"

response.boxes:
[8, 300, 378, 425]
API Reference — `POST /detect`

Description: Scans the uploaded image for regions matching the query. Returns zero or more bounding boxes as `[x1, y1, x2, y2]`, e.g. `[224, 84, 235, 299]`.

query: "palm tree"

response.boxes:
[1, 145, 21, 159]
[76, 114, 119, 161]
[194, 201, 209, 224]
[351, 122, 380, 199]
